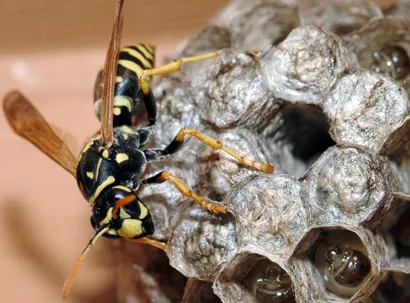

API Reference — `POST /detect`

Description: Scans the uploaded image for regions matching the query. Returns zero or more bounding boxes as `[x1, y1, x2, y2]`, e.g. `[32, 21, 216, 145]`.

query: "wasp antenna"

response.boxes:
[101, 0, 125, 148]
[61, 226, 110, 300]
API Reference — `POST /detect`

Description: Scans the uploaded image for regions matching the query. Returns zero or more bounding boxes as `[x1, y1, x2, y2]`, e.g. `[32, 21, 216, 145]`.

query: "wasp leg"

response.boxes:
[128, 237, 167, 251]
[163, 128, 274, 173]
[142, 89, 157, 127]
[135, 127, 154, 148]
[143, 148, 166, 162]
[138, 50, 225, 126]
[142, 171, 228, 214]
[138, 49, 224, 95]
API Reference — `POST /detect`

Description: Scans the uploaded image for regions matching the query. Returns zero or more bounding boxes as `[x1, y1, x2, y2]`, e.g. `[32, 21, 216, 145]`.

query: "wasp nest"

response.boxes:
[117, 0, 410, 302]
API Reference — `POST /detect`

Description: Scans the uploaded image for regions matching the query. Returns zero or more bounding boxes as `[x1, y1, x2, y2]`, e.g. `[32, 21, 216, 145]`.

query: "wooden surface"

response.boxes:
[0, 1, 228, 302]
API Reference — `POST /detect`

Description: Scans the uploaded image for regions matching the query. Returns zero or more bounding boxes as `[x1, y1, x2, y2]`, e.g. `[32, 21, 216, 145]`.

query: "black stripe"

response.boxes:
[115, 65, 139, 99]
[118, 52, 149, 76]
[116, 62, 136, 78]
[143, 43, 155, 53]
[127, 45, 154, 64]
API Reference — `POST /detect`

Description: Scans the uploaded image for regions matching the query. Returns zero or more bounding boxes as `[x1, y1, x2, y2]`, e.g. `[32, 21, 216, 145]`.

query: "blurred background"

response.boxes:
[0, 1, 228, 302]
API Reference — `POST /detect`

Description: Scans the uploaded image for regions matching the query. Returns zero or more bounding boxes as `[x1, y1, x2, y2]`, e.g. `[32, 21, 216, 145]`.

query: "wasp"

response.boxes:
[3, 0, 274, 299]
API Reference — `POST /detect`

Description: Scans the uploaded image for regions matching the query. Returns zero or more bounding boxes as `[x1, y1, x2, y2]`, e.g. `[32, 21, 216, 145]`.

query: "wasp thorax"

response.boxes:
[314, 230, 372, 298]
[249, 259, 295, 303]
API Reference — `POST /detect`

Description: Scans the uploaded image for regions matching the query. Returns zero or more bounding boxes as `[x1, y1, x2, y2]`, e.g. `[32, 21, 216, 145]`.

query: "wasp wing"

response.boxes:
[3, 90, 77, 177]
[100, 0, 125, 147]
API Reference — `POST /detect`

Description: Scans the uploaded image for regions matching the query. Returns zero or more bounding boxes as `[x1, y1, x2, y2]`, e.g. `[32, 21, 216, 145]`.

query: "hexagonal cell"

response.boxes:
[260, 25, 355, 105]
[262, 103, 335, 176]
[214, 248, 295, 303]
[225, 174, 307, 256]
[289, 227, 388, 302]
[302, 146, 394, 227]
[166, 199, 237, 281]
[323, 70, 408, 154]
[313, 231, 371, 297]
[193, 49, 280, 132]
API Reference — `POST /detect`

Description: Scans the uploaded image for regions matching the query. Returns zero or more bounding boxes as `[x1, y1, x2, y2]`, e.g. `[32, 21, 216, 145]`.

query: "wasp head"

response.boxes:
[91, 187, 154, 239]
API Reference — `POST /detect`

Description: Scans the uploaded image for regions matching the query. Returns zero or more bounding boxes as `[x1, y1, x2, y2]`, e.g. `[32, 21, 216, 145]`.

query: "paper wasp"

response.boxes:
[3, 0, 274, 299]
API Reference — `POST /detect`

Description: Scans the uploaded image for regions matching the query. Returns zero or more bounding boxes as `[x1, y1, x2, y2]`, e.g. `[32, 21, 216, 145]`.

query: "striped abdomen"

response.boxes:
[94, 44, 155, 127]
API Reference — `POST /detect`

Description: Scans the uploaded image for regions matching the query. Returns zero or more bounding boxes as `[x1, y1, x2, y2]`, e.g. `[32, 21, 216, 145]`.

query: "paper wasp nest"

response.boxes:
[117, 0, 410, 302]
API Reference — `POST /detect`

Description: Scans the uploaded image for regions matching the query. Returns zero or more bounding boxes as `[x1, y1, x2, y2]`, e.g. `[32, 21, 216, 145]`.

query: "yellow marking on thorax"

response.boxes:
[119, 208, 131, 219]
[134, 44, 154, 60]
[113, 107, 122, 116]
[138, 201, 148, 219]
[99, 207, 113, 226]
[89, 176, 115, 203]
[86, 172, 94, 179]
[79, 140, 94, 161]
[122, 133, 128, 140]
[121, 126, 133, 133]
[113, 185, 132, 192]
[95, 158, 103, 181]
[121, 48, 153, 69]
[117, 219, 143, 238]
[118, 60, 144, 77]
[116, 153, 129, 163]
[116, 76, 123, 83]
[114, 96, 132, 112]
[102, 150, 109, 158]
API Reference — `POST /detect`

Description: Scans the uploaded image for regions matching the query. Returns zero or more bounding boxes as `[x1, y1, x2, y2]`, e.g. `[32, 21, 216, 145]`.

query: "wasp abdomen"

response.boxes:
[94, 44, 156, 127]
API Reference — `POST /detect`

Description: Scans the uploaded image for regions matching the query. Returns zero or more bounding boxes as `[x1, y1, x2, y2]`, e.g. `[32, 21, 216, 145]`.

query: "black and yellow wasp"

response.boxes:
[3, 0, 274, 300]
